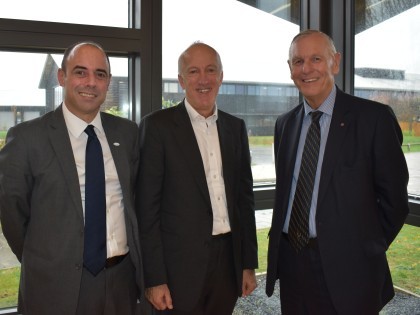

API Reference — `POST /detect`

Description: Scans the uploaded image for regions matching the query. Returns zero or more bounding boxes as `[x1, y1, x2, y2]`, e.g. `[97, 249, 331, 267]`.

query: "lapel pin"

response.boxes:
[113, 142, 120, 146]
[340, 122, 345, 127]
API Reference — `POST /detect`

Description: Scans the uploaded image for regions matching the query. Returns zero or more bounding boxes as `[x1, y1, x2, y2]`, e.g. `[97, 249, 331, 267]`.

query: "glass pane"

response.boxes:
[0, 52, 129, 308]
[0, 52, 129, 137]
[355, 2, 420, 196]
[162, 0, 300, 185]
[0, 0, 128, 28]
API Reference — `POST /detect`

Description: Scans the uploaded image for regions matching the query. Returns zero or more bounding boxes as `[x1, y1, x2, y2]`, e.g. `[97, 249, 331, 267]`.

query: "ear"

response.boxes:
[178, 74, 185, 90]
[287, 60, 293, 78]
[218, 71, 224, 86]
[57, 68, 65, 87]
[107, 73, 112, 90]
[332, 52, 341, 75]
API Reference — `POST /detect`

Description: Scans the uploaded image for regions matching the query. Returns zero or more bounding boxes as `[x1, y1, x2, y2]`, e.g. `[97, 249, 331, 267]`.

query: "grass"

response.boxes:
[256, 224, 420, 295]
[0, 225, 418, 308]
[401, 131, 420, 153]
[0, 268, 20, 308]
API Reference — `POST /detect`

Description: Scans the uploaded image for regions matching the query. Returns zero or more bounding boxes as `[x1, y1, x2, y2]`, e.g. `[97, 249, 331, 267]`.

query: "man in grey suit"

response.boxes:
[137, 42, 258, 314]
[0, 41, 144, 314]
[266, 30, 409, 314]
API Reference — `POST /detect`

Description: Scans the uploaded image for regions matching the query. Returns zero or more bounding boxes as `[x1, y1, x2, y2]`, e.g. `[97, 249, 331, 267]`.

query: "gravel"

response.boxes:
[233, 274, 420, 315]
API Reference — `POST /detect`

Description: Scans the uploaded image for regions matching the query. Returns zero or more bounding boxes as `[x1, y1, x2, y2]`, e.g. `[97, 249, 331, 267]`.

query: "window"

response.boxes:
[0, 52, 130, 129]
[162, 0, 300, 185]
[354, 2, 420, 196]
[0, 0, 128, 27]
[0, 0, 147, 309]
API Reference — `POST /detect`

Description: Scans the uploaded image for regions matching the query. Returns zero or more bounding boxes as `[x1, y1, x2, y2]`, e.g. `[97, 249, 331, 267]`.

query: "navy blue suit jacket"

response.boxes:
[266, 88, 409, 314]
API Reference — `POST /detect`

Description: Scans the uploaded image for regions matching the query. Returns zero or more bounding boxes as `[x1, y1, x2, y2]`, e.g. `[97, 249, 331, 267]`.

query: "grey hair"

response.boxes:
[178, 41, 223, 74]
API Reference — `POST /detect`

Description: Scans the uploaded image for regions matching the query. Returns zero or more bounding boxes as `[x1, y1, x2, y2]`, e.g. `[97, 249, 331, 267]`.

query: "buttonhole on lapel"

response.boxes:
[113, 142, 120, 146]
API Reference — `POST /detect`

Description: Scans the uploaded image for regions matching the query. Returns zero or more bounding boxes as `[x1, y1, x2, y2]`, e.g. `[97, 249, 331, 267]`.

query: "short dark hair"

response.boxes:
[61, 41, 111, 74]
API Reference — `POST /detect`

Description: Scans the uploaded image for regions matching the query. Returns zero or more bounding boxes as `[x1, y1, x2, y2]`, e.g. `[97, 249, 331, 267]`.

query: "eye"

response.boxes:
[95, 71, 108, 79]
[292, 59, 303, 66]
[207, 66, 217, 73]
[312, 56, 322, 63]
[74, 69, 87, 77]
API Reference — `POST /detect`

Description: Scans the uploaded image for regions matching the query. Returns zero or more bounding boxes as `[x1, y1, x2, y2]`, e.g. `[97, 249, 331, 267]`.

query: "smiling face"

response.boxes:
[58, 43, 111, 122]
[178, 43, 223, 118]
[288, 32, 341, 109]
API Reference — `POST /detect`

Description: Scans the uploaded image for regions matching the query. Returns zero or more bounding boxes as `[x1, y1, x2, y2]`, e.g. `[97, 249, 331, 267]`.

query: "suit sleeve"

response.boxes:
[373, 105, 409, 246]
[0, 126, 33, 262]
[238, 120, 258, 269]
[136, 116, 168, 287]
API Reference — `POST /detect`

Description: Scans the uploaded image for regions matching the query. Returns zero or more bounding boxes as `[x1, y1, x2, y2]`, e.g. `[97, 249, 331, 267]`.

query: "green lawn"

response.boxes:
[401, 132, 420, 153]
[0, 225, 418, 308]
[256, 224, 420, 295]
[0, 268, 20, 308]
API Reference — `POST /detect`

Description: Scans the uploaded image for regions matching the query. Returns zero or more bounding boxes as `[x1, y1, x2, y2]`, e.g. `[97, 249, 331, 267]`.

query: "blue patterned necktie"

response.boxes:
[83, 125, 106, 275]
[289, 111, 323, 251]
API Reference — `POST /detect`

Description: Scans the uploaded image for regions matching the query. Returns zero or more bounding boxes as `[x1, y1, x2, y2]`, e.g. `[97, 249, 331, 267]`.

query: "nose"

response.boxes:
[198, 71, 209, 84]
[301, 60, 312, 74]
[85, 72, 97, 87]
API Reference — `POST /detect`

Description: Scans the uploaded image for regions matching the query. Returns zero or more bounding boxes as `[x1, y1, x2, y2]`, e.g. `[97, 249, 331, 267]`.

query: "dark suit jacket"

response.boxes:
[266, 88, 409, 314]
[0, 105, 144, 314]
[136, 101, 258, 311]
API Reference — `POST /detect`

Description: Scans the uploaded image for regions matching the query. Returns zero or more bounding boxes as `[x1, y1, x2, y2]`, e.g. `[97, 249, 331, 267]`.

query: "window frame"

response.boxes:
[0, 0, 418, 312]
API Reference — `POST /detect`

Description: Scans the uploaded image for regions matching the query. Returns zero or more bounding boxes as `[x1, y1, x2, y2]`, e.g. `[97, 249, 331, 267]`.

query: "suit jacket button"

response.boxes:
[75, 264, 82, 270]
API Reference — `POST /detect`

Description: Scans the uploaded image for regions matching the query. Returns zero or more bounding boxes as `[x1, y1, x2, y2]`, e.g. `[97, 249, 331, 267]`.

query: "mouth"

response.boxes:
[197, 88, 211, 94]
[79, 92, 96, 98]
[302, 78, 318, 83]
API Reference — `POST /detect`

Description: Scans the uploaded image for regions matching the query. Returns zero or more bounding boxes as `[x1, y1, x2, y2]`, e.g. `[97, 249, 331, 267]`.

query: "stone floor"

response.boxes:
[234, 210, 420, 314]
[233, 275, 420, 315]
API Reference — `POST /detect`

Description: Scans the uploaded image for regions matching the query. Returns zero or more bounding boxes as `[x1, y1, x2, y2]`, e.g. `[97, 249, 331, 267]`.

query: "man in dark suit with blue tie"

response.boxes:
[266, 30, 409, 314]
[0, 41, 145, 314]
[137, 42, 258, 314]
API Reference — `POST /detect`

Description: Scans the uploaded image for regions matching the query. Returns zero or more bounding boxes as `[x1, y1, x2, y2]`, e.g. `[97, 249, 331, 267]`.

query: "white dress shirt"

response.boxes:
[62, 103, 128, 258]
[184, 100, 231, 235]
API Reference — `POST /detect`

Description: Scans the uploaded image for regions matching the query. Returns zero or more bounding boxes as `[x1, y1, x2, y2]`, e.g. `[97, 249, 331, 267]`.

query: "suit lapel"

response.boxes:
[217, 113, 235, 210]
[101, 114, 130, 199]
[318, 90, 353, 205]
[276, 106, 304, 224]
[48, 105, 84, 219]
[172, 103, 212, 205]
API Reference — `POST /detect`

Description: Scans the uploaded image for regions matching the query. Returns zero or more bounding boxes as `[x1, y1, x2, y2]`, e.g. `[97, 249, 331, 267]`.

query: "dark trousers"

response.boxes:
[159, 233, 238, 315]
[278, 234, 337, 315]
[76, 253, 140, 315]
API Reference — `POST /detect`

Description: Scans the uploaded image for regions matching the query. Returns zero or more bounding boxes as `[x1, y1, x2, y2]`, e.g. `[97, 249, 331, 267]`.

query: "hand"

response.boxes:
[145, 284, 174, 311]
[241, 269, 257, 297]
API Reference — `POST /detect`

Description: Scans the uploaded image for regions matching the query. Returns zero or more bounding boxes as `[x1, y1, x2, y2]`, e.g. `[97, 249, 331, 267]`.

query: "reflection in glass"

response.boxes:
[162, 0, 300, 184]
[355, 3, 420, 196]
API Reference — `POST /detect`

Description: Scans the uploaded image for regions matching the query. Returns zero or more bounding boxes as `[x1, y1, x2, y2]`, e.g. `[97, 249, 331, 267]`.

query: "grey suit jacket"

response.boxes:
[0, 105, 143, 314]
[137, 101, 258, 312]
[266, 88, 409, 314]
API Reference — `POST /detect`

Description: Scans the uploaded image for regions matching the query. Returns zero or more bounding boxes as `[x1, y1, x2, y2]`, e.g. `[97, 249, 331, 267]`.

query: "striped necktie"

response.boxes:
[288, 111, 323, 251]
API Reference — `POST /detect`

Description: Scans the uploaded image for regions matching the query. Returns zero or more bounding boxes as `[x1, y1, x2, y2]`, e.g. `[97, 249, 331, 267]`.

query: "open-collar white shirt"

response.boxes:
[184, 100, 231, 235]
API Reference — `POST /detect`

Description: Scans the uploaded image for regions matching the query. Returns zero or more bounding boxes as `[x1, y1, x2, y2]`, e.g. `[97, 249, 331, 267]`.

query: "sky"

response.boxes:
[0, 0, 419, 106]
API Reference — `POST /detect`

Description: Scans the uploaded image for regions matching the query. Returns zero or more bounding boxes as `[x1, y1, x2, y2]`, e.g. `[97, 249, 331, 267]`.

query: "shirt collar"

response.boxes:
[62, 102, 104, 138]
[303, 85, 336, 117]
[184, 98, 218, 123]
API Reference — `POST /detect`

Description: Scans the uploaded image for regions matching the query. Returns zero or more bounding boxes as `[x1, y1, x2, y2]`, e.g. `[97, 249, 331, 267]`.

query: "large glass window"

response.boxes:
[354, 1, 420, 196]
[0, 0, 128, 27]
[162, 0, 300, 185]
